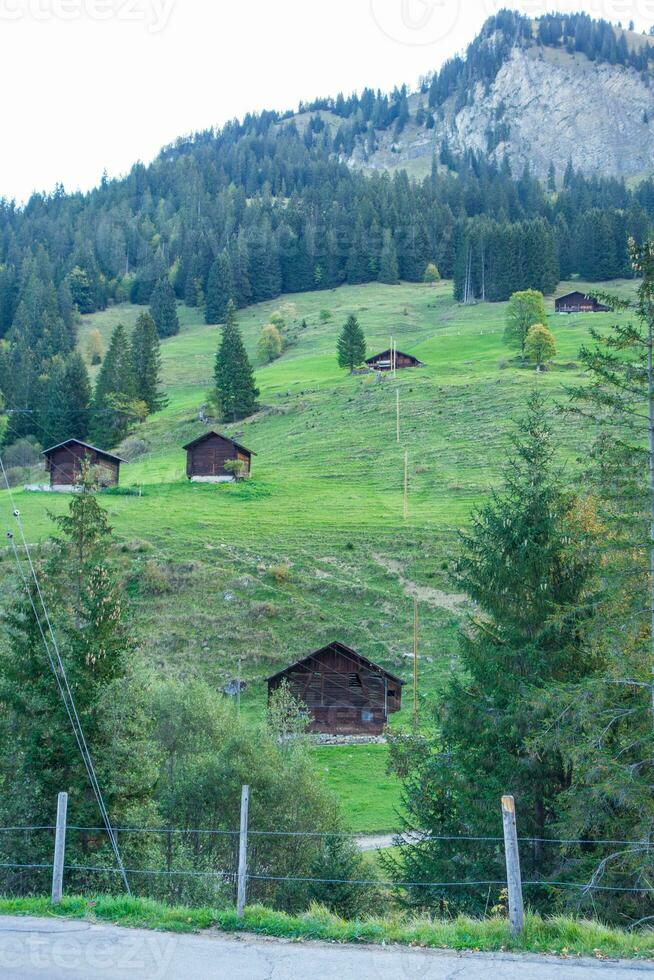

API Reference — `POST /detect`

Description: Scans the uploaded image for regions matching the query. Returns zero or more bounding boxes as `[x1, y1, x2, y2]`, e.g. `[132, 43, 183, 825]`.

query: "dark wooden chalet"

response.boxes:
[183, 431, 255, 482]
[555, 291, 610, 314]
[365, 349, 424, 370]
[42, 440, 124, 489]
[267, 641, 404, 735]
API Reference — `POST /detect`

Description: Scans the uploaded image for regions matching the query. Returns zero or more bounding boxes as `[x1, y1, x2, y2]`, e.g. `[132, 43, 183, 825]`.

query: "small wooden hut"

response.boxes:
[267, 641, 404, 735]
[365, 349, 424, 370]
[183, 431, 255, 482]
[42, 440, 124, 490]
[555, 291, 610, 314]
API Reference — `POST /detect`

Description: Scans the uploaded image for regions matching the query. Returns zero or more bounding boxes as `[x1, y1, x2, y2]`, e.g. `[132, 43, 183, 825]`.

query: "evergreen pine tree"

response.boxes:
[337, 314, 366, 371]
[149, 277, 179, 338]
[38, 357, 70, 447]
[388, 393, 596, 911]
[213, 301, 259, 421]
[378, 231, 400, 285]
[90, 323, 138, 447]
[547, 161, 556, 194]
[131, 311, 167, 414]
[0, 481, 158, 879]
[205, 251, 234, 324]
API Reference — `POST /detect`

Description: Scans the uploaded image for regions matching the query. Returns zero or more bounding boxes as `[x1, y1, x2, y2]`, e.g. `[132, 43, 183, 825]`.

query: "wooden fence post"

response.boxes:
[501, 794, 524, 935]
[237, 785, 249, 918]
[51, 791, 68, 905]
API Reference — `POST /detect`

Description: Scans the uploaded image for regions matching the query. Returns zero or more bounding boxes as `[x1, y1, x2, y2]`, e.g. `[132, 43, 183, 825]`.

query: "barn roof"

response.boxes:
[556, 290, 590, 301]
[182, 430, 257, 456]
[41, 439, 126, 464]
[266, 641, 405, 686]
[555, 291, 610, 309]
[365, 349, 424, 365]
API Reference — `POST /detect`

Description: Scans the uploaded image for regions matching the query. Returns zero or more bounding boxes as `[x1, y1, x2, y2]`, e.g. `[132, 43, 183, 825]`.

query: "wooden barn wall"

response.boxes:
[269, 647, 402, 734]
[187, 435, 247, 477]
[47, 447, 119, 486]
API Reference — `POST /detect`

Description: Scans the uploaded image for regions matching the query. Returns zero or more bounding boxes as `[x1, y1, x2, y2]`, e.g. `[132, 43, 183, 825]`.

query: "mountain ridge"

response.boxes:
[283, 11, 654, 181]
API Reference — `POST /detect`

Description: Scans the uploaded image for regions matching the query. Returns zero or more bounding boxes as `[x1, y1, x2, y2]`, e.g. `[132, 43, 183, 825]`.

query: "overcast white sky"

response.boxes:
[2, 0, 653, 202]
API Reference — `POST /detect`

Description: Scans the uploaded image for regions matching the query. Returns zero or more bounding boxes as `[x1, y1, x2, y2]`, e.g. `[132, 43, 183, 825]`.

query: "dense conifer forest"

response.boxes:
[1, 9, 653, 446]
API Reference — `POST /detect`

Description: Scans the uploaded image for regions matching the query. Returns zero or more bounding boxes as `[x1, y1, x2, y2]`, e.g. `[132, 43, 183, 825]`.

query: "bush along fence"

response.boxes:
[2, 789, 654, 931]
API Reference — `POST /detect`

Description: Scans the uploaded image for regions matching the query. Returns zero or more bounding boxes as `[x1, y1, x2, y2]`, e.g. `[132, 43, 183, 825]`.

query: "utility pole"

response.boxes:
[413, 598, 419, 728]
[646, 253, 654, 727]
[632, 239, 654, 728]
[396, 389, 400, 444]
[403, 450, 409, 520]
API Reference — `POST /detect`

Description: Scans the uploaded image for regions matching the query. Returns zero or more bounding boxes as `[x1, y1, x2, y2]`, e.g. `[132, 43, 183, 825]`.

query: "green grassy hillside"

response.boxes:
[0, 279, 636, 830]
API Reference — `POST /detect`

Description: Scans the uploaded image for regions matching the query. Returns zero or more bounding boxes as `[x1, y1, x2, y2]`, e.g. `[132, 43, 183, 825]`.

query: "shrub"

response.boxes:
[2, 438, 41, 469]
[250, 600, 279, 619]
[269, 311, 286, 331]
[90, 464, 116, 488]
[120, 538, 154, 554]
[269, 562, 291, 584]
[140, 560, 172, 595]
[3, 466, 29, 487]
[223, 458, 249, 481]
[116, 436, 150, 461]
[319, 309, 332, 323]
[146, 678, 376, 914]
[257, 324, 283, 364]
[525, 323, 556, 368]
[423, 262, 441, 283]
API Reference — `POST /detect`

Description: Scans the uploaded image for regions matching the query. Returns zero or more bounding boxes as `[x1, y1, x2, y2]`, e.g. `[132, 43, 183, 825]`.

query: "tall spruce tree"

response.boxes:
[388, 393, 596, 913]
[39, 352, 91, 446]
[64, 352, 92, 440]
[534, 240, 654, 920]
[149, 277, 179, 338]
[0, 479, 158, 884]
[378, 231, 400, 285]
[337, 315, 366, 371]
[205, 251, 234, 324]
[131, 311, 167, 414]
[213, 301, 259, 421]
[90, 323, 138, 447]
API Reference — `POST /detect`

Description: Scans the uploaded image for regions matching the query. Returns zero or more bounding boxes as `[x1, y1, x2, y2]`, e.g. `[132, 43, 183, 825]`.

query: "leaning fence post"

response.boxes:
[501, 794, 524, 936]
[51, 791, 68, 905]
[236, 784, 249, 918]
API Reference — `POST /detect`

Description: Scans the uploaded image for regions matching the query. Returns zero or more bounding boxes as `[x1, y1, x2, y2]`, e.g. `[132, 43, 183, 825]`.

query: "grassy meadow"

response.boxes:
[0, 278, 637, 832]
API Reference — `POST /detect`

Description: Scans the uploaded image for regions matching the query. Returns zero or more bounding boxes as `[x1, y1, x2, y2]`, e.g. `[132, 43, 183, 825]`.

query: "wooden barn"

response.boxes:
[267, 641, 404, 735]
[555, 291, 610, 314]
[42, 440, 124, 490]
[365, 349, 424, 370]
[183, 431, 255, 482]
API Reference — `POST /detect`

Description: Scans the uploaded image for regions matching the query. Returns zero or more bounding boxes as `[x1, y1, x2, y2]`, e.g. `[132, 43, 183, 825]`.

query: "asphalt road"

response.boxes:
[0, 916, 652, 979]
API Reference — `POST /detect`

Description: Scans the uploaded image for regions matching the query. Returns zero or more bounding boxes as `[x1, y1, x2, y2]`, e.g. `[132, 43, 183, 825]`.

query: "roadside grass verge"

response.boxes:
[0, 896, 652, 960]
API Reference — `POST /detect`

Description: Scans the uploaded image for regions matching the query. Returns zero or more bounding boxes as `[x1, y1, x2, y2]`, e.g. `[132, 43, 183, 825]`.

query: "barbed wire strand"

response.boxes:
[2, 824, 653, 847]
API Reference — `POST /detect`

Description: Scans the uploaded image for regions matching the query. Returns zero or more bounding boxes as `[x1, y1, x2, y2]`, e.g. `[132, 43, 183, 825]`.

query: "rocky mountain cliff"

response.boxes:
[333, 17, 654, 181]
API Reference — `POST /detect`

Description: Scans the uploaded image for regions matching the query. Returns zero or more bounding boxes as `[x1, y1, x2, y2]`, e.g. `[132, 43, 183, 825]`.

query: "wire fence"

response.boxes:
[3, 804, 654, 913]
